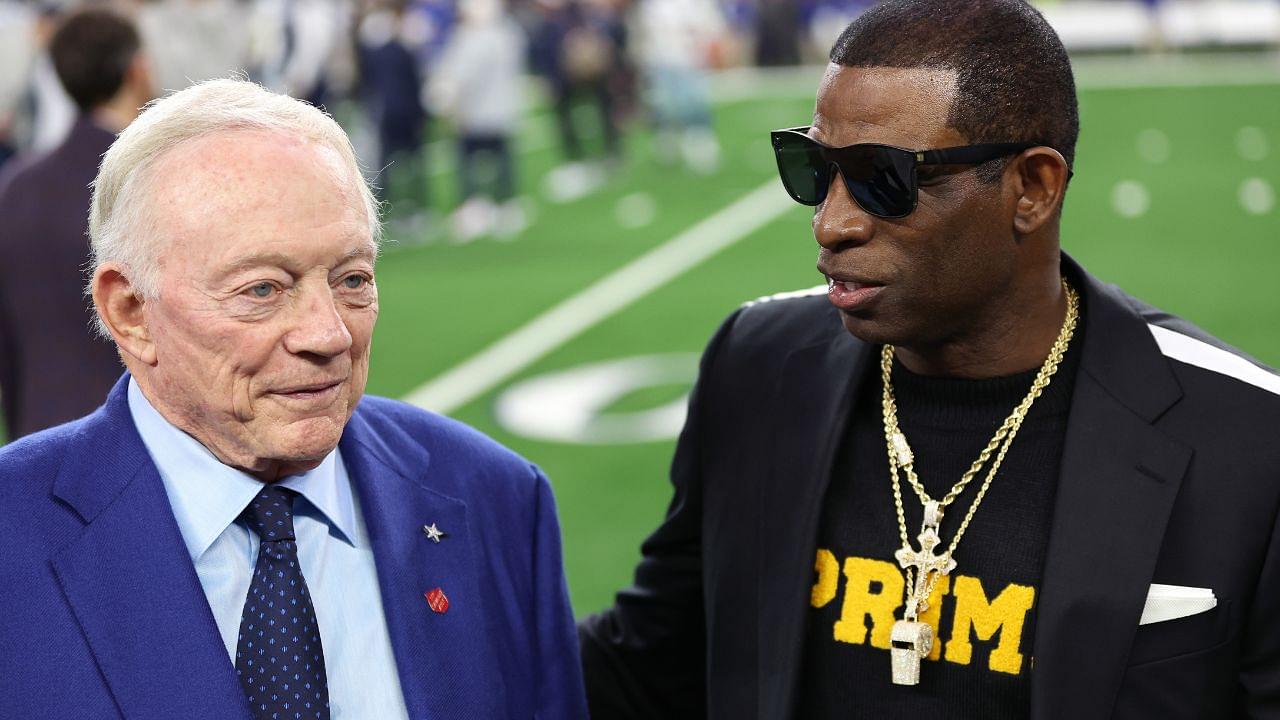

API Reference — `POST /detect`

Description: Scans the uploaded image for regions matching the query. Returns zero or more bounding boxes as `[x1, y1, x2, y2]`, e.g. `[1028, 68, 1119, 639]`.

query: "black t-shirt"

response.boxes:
[798, 330, 1083, 718]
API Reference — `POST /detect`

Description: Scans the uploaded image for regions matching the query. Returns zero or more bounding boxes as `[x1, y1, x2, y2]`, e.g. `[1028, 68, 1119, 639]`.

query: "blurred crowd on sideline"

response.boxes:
[0, 0, 1262, 240]
[0, 0, 904, 243]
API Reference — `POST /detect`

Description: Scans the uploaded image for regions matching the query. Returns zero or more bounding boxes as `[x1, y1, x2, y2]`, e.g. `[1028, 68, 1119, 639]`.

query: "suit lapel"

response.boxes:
[758, 330, 869, 720]
[340, 411, 502, 720]
[51, 379, 249, 720]
[1030, 262, 1192, 719]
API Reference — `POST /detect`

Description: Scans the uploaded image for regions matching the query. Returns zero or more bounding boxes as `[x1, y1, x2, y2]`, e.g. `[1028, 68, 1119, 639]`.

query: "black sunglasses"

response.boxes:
[770, 126, 1035, 218]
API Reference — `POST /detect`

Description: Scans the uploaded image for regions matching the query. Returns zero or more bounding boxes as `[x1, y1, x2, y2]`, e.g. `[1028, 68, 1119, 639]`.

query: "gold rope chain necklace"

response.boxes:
[881, 279, 1079, 686]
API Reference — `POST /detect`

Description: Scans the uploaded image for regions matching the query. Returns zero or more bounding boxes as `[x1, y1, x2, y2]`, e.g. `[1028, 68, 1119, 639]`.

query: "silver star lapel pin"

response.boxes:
[423, 523, 446, 543]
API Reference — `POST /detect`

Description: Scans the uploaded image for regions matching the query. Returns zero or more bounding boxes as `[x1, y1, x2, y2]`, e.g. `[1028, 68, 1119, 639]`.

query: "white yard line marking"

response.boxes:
[403, 179, 795, 414]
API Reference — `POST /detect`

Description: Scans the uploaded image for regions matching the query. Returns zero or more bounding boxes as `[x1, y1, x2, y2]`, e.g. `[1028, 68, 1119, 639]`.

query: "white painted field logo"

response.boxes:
[494, 354, 700, 444]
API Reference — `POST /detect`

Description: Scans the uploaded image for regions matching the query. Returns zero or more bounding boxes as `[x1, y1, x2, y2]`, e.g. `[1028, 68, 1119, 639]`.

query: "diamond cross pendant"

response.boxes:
[894, 501, 957, 617]
[890, 501, 955, 686]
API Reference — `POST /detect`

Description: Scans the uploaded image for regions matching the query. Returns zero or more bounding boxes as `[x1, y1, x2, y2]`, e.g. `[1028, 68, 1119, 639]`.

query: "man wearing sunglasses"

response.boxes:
[581, 1, 1280, 718]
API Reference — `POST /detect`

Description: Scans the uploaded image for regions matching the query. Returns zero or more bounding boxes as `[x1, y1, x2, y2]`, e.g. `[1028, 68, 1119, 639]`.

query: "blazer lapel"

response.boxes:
[51, 380, 249, 720]
[340, 411, 502, 720]
[758, 330, 870, 720]
[1030, 262, 1192, 719]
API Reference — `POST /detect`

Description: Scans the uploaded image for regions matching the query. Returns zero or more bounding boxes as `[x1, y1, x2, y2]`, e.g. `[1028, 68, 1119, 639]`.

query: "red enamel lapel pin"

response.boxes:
[425, 587, 449, 614]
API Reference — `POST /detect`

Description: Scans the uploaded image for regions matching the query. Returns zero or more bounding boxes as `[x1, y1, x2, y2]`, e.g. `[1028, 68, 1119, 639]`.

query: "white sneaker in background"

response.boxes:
[494, 199, 530, 240]
[451, 197, 497, 243]
[542, 161, 607, 204]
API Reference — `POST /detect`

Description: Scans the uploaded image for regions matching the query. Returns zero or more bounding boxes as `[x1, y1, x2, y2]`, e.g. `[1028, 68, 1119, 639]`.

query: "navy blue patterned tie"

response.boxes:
[234, 485, 330, 720]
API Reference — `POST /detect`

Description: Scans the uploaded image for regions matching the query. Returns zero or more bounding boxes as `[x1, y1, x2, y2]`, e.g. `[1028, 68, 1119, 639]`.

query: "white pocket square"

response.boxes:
[1139, 583, 1218, 626]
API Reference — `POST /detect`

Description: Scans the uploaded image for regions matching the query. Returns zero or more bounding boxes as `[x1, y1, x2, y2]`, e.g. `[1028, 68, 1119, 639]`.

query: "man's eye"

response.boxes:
[342, 275, 367, 290]
[247, 282, 275, 298]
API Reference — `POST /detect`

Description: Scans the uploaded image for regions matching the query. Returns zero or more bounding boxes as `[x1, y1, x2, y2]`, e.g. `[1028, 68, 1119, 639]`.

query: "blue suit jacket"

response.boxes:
[0, 376, 589, 719]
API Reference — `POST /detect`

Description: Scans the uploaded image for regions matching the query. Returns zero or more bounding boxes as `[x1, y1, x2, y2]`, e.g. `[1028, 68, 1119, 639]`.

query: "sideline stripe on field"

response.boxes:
[403, 180, 795, 414]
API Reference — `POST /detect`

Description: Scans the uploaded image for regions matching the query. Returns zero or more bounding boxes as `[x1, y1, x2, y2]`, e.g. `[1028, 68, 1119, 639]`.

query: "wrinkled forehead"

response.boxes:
[148, 128, 358, 201]
[812, 64, 964, 149]
[142, 129, 375, 269]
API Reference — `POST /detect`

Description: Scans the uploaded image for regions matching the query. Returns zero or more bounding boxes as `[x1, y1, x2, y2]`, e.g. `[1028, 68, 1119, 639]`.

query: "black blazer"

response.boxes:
[0, 116, 123, 438]
[581, 255, 1280, 719]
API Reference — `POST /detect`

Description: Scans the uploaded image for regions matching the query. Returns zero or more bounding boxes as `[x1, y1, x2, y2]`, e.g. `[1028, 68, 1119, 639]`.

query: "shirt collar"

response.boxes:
[126, 377, 359, 561]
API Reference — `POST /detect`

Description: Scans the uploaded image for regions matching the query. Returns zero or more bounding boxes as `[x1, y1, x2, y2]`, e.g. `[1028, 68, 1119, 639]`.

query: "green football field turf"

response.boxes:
[366, 59, 1280, 616]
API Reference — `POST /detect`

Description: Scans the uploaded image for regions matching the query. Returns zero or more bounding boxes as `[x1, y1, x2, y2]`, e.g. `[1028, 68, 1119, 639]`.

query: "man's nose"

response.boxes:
[813, 171, 875, 251]
[283, 282, 353, 358]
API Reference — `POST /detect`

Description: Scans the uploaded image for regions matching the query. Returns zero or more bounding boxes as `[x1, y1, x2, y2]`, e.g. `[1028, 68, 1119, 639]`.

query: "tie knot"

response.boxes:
[241, 485, 297, 542]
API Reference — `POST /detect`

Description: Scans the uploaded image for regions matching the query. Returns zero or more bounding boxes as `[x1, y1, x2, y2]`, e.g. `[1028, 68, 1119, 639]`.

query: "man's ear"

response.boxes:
[1010, 147, 1070, 236]
[92, 263, 157, 366]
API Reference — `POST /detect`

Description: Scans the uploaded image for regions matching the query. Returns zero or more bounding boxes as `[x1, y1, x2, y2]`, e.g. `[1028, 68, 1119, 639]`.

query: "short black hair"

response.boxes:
[830, 0, 1078, 179]
[49, 7, 141, 112]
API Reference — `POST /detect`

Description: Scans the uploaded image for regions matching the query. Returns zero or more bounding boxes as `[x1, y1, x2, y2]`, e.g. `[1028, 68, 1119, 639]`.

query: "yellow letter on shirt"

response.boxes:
[811, 548, 840, 608]
[833, 557, 903, 649]
[945, 576, 1035, 674]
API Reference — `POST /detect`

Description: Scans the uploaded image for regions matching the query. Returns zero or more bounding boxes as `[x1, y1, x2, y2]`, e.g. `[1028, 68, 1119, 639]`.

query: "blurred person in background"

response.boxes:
[251, 0, 348, 107]
[754, 0, 801, 66]
[634, 0, 725, 175]
[0, 0, 37, 171]
[1139, 0, 1168, 52]
[137, 0, 252, 92]
[529, 0, 625, 199]
[0, 5, 151, 439]
[27, 4, 79, 153]
[429, 0, 527, 241]
[358, 0, 430, 216]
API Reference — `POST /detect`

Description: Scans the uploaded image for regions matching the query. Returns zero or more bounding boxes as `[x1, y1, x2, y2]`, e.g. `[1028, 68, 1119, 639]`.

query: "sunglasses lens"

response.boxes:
[840, 145, 916, 218]
[772, 134, 829, 206]
[771, 133, 919, 217]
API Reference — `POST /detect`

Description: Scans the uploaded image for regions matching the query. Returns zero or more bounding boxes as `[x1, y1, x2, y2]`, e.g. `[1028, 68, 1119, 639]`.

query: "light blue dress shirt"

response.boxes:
[127, 379, 410, 720]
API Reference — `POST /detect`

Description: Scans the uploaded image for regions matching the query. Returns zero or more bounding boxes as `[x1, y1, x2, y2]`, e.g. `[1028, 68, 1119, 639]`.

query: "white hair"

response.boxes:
[88, 78, 382, 336]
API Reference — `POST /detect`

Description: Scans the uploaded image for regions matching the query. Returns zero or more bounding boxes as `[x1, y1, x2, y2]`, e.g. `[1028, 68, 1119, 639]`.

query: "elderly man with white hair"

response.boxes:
[0, 78, 589, 720]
